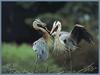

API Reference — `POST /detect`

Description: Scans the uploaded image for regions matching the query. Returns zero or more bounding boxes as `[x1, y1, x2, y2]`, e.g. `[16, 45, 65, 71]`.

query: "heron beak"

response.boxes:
[50, 26, 56, 34]
[50, 28, 54, 34]
[44, 27, 50, 33]
[50, 24, 59, 34]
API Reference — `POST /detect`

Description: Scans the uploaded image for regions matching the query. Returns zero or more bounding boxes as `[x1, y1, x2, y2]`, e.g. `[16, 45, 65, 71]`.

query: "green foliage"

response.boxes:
[2, 43, 64, 73]
[2, 40, 98, 73]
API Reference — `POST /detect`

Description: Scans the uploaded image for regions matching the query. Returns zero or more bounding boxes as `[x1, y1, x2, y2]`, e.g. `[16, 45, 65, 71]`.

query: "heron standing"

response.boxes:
[50, 21, 94, 72]
[32, 19, 53, 62]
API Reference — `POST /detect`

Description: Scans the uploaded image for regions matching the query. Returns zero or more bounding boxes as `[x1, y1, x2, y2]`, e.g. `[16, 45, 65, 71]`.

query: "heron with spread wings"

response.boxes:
[50, 21, 94, 72]
[50, 21, 94, 52]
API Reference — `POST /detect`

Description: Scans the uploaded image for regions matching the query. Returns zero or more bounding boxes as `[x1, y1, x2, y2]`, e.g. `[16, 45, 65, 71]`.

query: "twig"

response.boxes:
[78, 63, 95, 73]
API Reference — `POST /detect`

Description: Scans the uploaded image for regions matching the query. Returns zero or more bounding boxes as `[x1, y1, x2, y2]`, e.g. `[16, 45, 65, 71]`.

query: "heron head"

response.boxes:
[34, 18, 46, 27]
[50, 21, 61, 35]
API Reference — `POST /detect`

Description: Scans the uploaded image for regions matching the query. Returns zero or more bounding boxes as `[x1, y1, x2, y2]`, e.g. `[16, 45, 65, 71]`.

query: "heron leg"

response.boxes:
[65, 49, 73, 73]
[68, 49, 73, 73]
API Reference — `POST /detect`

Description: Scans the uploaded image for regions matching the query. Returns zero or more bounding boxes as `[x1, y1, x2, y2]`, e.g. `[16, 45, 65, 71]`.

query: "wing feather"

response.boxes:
[70, 24, 94, 44]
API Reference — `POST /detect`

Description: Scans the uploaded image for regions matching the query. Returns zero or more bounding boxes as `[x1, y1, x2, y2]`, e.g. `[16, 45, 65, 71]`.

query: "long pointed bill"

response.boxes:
[50, 21, 57, 34]
[45, 27, 50, 33]
[50, 26, 56, 34]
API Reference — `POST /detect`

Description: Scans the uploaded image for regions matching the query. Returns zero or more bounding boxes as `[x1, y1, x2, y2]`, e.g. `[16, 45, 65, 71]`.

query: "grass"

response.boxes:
[2, 43, 64, 73]
[2, 42, 98, 73]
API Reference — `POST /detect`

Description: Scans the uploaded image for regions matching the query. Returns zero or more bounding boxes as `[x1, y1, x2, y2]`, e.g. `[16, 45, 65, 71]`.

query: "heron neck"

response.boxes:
[54, 32, 66, 51]
[33, 21, 50, 39]
[55, 30, 61, 43]
[33, 22, 53, 49]
[39, 27, 53, 49]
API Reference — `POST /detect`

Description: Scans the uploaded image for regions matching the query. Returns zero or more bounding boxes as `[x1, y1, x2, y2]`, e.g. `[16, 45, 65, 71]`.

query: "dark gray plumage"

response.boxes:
[70, 24, 94, 44]
[50, 21, 94, 51]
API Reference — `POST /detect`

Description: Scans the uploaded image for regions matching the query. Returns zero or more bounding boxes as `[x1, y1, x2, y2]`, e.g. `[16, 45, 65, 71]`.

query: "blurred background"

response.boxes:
[2, 2, 98, 73]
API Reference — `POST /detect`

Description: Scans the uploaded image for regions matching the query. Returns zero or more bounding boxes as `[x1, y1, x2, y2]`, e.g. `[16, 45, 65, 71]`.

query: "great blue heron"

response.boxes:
[50, 21, 94, 72]
[32, 18, 53, 62]
[50, 21, 94, 52]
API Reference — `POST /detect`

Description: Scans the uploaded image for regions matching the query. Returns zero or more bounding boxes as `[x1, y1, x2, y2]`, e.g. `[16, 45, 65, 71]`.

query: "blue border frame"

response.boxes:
[0, 0, 99, 75]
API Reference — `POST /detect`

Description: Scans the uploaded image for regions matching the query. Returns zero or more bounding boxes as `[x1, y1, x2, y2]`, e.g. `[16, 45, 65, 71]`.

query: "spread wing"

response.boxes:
[70, 24, 94, 44]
